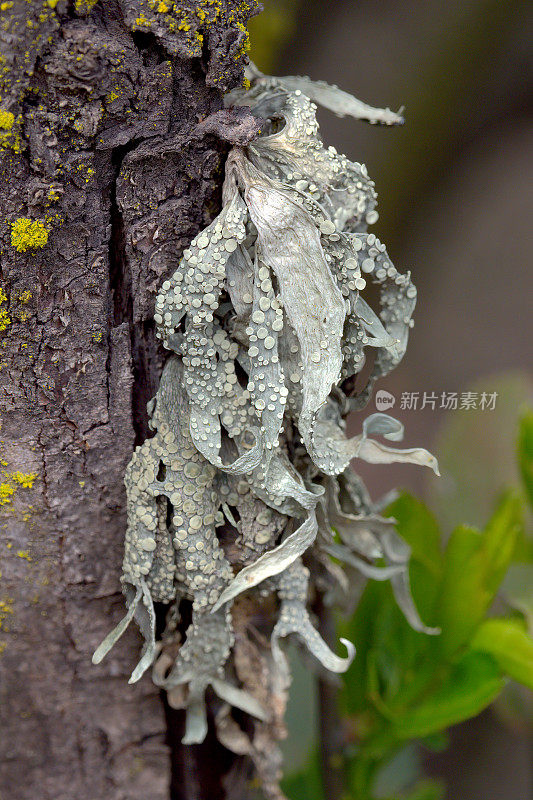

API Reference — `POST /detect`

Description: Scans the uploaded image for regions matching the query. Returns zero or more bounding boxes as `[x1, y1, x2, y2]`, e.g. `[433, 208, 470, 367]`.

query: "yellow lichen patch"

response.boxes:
[0, 135, 22, 153]
[0, 109, 22, 153]
[0, 287, 10, 333]
[233, 20, 250, 60]
[0, 109, 14, 130]
[133, 12, 152, 29]
[0, 483, 14, 505]
[76, 163, 96, 184]
[13, 290, 32, 323]
[10, 218, 49, 252]
[74, 0, 98, 11]
[8, 472, 36, 489]
[44, 211, 63, 228]
[46, 0, 60, 8]
[134, 0, 251, 57]
[0, 598, 13, 630]
[16, 549, 32, 561]
[0, 2, 13, 11]
[0, 467, 37, 507]
[17, 290, 32, 305]
[22, 506, 34, 523]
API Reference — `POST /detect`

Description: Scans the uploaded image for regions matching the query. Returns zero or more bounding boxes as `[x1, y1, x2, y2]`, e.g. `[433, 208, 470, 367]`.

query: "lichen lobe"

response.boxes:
[95, 63, 438, 798]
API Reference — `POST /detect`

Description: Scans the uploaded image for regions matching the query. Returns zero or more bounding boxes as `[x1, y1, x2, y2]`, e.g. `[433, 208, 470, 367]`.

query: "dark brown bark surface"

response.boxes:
[0, 2, 259, 798]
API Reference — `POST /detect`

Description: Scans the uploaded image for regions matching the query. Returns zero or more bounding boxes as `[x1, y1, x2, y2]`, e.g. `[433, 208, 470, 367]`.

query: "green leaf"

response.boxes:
[343, 498, 444, 718]
[385, 494, 443, 612]
[437, 491, 522, 656]
[385, 494, 442, 575]
[482, 491, 523, 583]
[470, 617, 533, 689]
[518, 410, 533, 509]
[389, 651, 503, 739]
[341, 580, 392, 714]
[502, 563, 533, 635]
[437, 524, 484, 656]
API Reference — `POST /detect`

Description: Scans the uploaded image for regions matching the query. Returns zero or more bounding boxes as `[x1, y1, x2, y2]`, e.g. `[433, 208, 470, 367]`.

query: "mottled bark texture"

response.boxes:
[0, 2, 260, 798]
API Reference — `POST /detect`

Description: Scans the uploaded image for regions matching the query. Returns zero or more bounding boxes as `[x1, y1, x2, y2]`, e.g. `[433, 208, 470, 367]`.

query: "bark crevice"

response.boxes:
[107, 140, 154, 446]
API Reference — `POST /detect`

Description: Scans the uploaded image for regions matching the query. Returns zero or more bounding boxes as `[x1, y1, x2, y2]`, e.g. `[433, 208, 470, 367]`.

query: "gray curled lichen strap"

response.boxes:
[93, 64, 439, 795]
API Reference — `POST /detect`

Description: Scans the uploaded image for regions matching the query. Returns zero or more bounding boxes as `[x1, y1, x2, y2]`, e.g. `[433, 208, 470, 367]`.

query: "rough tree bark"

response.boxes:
[0, 2, 260, 798]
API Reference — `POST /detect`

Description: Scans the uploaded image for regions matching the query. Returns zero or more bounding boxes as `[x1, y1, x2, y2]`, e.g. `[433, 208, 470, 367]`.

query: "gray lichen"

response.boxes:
[94, 64, 438, 797]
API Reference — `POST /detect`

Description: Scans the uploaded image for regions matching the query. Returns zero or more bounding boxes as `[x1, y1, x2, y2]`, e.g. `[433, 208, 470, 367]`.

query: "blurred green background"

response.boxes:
[248, 1, 532, 798]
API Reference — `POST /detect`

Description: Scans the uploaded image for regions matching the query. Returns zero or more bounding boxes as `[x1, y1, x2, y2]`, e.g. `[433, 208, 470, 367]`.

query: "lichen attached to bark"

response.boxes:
[94, 63, 438, 799]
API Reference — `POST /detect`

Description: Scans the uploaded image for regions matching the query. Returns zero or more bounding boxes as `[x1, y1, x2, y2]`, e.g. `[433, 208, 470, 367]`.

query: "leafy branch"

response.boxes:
[285, 411, 533, 800]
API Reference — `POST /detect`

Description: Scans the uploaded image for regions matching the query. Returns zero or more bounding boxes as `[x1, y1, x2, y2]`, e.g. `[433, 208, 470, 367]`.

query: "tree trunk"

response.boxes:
[0, 2, 259, 798]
